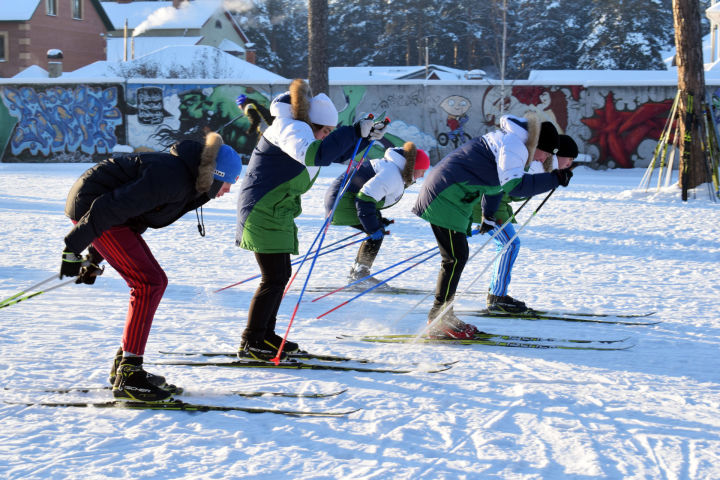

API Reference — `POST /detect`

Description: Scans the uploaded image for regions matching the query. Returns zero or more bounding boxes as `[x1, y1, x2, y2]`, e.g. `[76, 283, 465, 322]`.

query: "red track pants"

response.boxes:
[90, 226, 168, 355]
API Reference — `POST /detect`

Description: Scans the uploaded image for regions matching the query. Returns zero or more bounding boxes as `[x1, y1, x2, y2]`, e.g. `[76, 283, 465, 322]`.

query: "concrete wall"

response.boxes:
[2, 79, 720, 168]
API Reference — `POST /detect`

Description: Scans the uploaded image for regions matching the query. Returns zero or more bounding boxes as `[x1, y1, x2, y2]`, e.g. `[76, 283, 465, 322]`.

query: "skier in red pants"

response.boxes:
[60, 132, 242, 402]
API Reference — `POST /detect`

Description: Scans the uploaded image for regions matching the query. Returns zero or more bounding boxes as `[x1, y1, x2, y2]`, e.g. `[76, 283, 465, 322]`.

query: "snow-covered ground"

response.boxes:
[1, 162, 719, 480]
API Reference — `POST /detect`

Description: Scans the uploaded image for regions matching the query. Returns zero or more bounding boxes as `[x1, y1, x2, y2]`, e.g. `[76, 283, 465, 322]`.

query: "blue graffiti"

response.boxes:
[2, 85, 122, 156]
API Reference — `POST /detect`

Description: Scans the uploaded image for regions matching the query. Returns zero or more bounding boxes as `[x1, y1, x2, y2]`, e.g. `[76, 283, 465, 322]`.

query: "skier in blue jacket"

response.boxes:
[235, 79, 387, 360]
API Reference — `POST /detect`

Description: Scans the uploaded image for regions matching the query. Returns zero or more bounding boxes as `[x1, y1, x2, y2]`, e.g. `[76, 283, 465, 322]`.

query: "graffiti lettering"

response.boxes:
[2, 85, 122, 156]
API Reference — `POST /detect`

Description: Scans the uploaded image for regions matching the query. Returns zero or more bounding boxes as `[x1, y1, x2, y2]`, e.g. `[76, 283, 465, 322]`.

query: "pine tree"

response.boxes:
[230, 0, 308, 79]
[510, 0, 590, 76]
[577, 0, 674, 70]
[328, 0, 386, 66]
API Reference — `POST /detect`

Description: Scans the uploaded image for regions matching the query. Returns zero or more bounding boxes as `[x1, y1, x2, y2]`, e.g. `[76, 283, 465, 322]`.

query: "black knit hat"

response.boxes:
[536, 121, 559, 154]
[557, 134, 578, 158]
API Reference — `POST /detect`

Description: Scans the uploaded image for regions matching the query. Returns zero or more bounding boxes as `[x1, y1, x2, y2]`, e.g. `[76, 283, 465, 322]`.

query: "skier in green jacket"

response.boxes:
[235, 79, 387, 360]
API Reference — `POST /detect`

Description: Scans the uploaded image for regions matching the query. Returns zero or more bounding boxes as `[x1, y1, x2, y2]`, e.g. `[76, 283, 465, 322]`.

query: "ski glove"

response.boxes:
[478, 216, 499, 235]
[355, 119, 388, 141]
[60, 250, 83, 278]
[368, 121, 388, 141]
[554, 168, 573, 187]
[368, 228, 385, 241]
[380, 217, 394, 227]
[76, 246, 105, 285]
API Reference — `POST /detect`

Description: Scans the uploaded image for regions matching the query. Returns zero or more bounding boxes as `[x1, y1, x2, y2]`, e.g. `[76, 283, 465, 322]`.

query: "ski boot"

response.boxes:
[112, 356, 173, 402]
[238, 338, 288, 362]
[487, 294, 528, 314]
[426, 304, 479, 339]
[264, 332, 300, 354]
[348, 263, 394, 292]
[109, 348, 180, 393]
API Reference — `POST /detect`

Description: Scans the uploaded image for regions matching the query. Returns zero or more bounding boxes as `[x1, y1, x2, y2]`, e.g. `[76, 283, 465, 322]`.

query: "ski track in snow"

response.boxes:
[1, 163, 719, 479]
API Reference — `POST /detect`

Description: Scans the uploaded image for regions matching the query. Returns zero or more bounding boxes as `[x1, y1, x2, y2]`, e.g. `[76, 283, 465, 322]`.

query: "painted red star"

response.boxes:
[582, 92, 673, 168]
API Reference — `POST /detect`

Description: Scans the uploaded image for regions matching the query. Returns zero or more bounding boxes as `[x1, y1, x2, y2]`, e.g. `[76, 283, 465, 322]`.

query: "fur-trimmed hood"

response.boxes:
[193, 132, 224, 193]
[269, 79, 312, 124]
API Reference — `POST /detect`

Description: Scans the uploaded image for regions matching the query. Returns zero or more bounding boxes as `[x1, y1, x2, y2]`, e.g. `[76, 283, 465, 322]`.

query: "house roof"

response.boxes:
[0, 1, 40, 21]
[101, 1, 248, 44]
[217, 39, 246, 53]
[102, 1, 238, 32]
[64, 45, 288, 82]
[329, 65, 482, 83]
[0, 0, 112, 29]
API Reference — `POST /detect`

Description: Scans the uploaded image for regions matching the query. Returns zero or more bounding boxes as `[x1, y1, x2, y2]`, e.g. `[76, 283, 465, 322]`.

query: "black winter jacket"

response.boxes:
[64, 140, 214, 254]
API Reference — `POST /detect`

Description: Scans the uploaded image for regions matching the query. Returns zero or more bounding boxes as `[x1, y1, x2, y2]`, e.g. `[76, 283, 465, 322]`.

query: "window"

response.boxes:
[72, 0, 83, 19]
[0, 33, 6, 62]
[46, 0, 57, 16]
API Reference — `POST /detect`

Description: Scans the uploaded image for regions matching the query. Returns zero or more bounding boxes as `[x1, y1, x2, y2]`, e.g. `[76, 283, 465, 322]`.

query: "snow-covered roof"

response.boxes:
[528, 65, 720, 86]
[101, 0, 220, 32]
[218, 39, 245, 53]
[12, 64, 49, 79]
[527, 69, 680, 86]
[62, 45, 287, 82]
[0, 0, 41, 21]
[106, 36, 203, 63]
[329, 65, 475, 83]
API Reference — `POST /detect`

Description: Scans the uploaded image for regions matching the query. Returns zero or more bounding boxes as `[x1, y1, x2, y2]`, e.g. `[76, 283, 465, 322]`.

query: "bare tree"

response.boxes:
[308, 0, 329, 94]
[673, 0, 711, 199]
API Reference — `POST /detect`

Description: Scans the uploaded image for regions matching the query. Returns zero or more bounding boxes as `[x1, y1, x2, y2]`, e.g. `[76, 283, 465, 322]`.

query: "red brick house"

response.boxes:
[0, 0, 112, 78]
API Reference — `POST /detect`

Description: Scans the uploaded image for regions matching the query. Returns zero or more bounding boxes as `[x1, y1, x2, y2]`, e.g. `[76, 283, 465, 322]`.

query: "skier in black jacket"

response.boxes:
[60, 132, 242, 402]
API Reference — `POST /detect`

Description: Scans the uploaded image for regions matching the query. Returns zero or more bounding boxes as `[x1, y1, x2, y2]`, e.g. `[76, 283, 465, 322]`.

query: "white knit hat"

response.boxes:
[308, 93, 338, 126]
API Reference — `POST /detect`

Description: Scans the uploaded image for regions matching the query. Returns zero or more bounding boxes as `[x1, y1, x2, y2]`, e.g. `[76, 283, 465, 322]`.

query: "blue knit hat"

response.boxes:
[213, 145, 242, 184]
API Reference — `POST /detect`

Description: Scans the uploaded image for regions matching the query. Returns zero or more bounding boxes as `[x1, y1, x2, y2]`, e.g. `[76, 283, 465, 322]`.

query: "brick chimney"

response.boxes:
[245, 43, 256, 64]
[47, 49, 63, 78]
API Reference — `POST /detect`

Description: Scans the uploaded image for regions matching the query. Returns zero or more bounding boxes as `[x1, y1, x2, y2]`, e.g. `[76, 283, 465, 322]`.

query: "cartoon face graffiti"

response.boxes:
[439, 95, 471, 117]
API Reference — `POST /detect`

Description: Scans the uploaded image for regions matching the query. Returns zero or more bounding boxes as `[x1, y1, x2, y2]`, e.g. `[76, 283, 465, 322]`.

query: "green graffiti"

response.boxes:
[0, 95, 18, 158]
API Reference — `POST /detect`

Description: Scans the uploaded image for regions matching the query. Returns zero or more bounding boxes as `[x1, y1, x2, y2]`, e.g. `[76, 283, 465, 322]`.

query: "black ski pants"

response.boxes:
[242, 252, 292, 343]
[430, 224, 469, 309]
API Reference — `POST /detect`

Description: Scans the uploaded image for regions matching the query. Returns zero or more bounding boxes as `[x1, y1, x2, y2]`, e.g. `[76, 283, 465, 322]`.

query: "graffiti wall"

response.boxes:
[123, 83, 275, 159]
[336, 83, 680, 168]
[0, 84, 125, 162]
[0, 79, 713, 168]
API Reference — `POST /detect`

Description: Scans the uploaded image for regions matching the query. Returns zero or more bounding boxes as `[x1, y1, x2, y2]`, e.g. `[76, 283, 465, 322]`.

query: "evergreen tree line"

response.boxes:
[232, 0, 712, 79]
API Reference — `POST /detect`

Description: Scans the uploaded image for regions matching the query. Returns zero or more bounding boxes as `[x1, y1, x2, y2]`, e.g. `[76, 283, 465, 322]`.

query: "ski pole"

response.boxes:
[390, 196, 534, 329]
[214, 231, 365, 293]
[0, 273, 58, 307]
[280, 129, 370, 297]
[317, 249, 441, 319]
[0, 277, 76, 310]
[418, 189, 557, 340]
[310, 244, 440, 302]
[273, 119, 390, 364]
[215, 113, 244, 134]
[282, 117, 389, 296]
